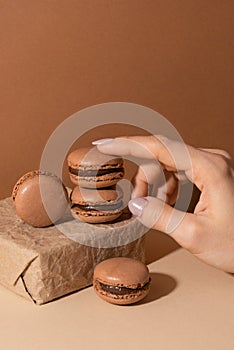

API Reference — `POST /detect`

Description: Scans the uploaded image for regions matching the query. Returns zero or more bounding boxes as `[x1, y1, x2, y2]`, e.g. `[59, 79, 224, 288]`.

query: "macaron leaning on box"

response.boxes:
[12, 170, 68, 227]
[67, 146, 124, 188]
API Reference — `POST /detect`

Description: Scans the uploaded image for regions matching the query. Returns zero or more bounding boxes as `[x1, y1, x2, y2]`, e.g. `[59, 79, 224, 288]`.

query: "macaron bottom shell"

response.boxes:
[71, 206, 123, 224]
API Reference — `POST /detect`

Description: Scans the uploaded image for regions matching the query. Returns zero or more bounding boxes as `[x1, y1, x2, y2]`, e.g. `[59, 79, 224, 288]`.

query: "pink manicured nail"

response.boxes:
[128, 198, 148, 217]
[92, 138, 114, 145]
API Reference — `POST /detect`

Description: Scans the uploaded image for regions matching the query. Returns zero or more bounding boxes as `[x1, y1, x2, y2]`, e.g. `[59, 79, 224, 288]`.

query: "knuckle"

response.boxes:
[215, 149, 232, 160]
[148, 135, 158, 146]
[122, 135, 131, 140]
[154, 134, 169, 143]
[183, 220, 200, 251]
[214, 154, 231, 175]
[203, 152, 232, 177]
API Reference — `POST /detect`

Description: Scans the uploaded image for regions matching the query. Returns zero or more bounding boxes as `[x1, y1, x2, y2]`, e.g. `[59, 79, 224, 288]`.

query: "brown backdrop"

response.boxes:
[1, 0, 233, 198]
[0, 1, 233, 260]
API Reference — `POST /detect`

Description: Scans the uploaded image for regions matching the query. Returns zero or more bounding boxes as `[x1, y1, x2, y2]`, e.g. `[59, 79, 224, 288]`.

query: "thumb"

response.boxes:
[128, 196, 197, 249]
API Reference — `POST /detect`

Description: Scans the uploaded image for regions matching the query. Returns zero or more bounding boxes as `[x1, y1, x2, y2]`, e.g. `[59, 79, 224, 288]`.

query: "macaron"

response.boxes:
[71, 185, 124, 223]
[12, 170, 68, 227]
[93, 257, 151, 305]
[67, 146, 124, 188]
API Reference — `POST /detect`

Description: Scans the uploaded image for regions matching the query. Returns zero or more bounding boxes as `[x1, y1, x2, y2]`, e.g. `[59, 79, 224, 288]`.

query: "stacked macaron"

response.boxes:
[67, 146, 125, 223]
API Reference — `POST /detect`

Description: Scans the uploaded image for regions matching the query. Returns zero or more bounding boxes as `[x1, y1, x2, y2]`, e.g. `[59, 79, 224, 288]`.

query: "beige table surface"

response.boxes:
[0, 247, 234, 350]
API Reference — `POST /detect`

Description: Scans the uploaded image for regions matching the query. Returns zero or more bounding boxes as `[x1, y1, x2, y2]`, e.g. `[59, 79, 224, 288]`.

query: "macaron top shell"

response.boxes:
[12, 170, 68, 227]
[93, 257, 150, 288]
[67, 146, 123, 170]
[71, 185, 123, 205]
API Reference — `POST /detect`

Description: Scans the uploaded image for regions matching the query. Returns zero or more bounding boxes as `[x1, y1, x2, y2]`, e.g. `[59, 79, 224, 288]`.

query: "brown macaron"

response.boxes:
[93, 257, 151, 305]
[67, 146, 124, 188]
[12, 170, 68, 227]
[71, 185, 124, 224]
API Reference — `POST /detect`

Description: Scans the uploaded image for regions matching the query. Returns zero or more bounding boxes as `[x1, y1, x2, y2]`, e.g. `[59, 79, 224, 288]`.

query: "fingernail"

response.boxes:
[92, 138, 114, 145]
[128, 198, 148, 217]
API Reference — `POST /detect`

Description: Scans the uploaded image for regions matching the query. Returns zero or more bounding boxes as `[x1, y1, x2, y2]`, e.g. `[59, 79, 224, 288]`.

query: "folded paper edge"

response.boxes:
[13, 255, 39, 286]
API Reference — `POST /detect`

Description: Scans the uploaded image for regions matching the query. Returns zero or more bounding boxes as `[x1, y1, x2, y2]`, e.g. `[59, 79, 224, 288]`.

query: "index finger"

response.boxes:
[94, 135, 194, 173]
[92, 135, 221, 191]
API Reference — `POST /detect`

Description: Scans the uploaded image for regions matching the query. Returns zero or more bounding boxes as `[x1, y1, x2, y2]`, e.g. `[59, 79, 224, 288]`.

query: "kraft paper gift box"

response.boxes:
[0, 197, 146, 305]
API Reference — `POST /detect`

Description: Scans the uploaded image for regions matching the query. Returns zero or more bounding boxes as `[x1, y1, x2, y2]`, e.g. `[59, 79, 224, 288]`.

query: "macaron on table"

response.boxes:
[93, 257, 151, 304]
[1, 239, 233, 350]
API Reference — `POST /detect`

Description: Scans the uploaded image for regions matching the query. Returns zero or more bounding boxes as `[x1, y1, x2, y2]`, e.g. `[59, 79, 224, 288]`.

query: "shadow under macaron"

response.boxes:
[134, 272, 177, 306]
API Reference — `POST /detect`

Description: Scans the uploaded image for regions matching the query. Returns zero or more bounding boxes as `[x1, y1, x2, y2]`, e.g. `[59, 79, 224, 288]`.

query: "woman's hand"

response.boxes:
[93, 136, 234, 273]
